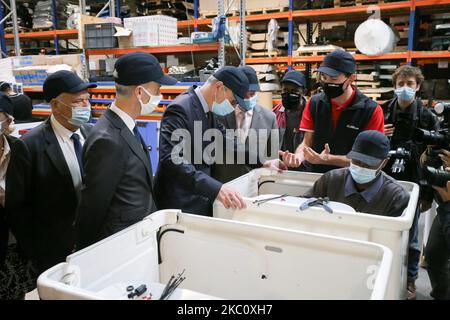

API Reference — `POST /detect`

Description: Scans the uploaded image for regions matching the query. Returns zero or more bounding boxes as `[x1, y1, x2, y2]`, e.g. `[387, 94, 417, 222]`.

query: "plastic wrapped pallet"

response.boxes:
[355, 18, 399, 56]
[123, 15, 178, 47]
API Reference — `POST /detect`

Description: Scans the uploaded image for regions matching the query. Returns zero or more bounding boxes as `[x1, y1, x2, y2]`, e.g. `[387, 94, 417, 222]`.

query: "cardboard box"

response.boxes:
[114, 26, 134, 48]
[199, 0, 238, 13]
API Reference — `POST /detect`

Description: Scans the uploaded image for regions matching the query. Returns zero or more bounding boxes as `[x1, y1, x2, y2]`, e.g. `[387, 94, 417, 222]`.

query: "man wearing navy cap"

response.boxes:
[155, 66, 286, 216]
[273, 70, 308, 153]
[76, 52, 177, 249]
[281, 50, 385, 174]
[7, 71, 96, 274]
[213, 66, 279, 183]
[305, 130, 409, 217]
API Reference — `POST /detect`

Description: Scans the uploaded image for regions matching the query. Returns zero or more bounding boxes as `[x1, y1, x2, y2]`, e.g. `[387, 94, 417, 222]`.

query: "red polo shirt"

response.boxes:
[299, 87, 385, 133]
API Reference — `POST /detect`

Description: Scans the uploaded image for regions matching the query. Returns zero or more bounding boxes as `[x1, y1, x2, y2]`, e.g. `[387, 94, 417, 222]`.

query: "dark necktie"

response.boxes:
[133, 126, 148, 154]
[71, 133, 83, 176]
[207, 111, 214, 129]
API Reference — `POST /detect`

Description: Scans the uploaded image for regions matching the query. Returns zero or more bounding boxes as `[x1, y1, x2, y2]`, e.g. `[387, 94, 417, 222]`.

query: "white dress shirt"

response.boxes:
[110, 102, 136, 134]
[235, 107, 253, 143]
[50, 115, 84, 192]
[0, 135, 11, 207]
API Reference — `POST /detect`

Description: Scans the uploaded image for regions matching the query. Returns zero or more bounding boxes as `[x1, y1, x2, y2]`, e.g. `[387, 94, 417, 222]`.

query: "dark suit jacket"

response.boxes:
[76, 108, 155, 250]
[214, 104, 278, 183]
[1, 135, 26, 267]
[154, 87, 260, 216]
[5, 119, 92, 273]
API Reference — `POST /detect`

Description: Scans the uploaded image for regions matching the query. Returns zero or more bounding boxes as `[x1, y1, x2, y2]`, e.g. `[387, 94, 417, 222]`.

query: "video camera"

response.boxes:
[388, 147, 411, 174]
[424, 166, 450, 188]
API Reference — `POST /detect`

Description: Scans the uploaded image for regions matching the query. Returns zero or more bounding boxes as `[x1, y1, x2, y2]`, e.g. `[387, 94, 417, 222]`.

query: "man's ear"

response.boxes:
[349, 74, 357, 82]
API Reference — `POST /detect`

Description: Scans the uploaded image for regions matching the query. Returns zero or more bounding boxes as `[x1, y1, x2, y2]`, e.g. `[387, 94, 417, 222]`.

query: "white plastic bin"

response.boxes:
[38, 210, 392, 300]
[213, 169, 419, 300]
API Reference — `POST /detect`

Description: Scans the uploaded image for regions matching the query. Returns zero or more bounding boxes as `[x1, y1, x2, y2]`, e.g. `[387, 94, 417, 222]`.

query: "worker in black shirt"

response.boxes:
[273, 71, 307, 153]
[0, 81, 33, 123]
[304, 130, 410, 217]
[381, 65, 440, 300]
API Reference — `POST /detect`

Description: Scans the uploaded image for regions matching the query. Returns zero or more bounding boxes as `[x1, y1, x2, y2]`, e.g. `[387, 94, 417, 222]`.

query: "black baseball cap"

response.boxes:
[0, 81, 11, 92]
[238, 66, 260, 92]
[347, 130, 390, 166]
[281, 70, 306, 88]
[0, 92, 13, 115]
[318, 50, 356, 77]
[43, 70, 97, 102]
[213, 66, 249, 110]
[114, 52, 177, 86]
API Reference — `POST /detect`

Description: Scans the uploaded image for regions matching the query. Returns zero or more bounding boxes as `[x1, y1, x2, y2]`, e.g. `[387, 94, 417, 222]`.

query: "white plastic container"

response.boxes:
[214, 169, 419, 300]
[38, 210, 392, 300]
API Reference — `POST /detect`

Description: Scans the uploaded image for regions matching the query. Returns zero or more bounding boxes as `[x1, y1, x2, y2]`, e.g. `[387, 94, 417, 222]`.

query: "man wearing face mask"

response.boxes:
[213, 66, 279, 183]
[6, 71, 96, 274]
[304, 130, 409, 217]
[273, 70, 307, 153]
[155, 66, 286, 216]
[75, 52, 176, 250]
[381, 65, 440, 300]
[280, 50, 385, 174]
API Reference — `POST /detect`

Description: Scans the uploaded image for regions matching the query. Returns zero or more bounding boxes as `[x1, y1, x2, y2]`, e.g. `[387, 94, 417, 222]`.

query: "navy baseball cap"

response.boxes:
[318, 50, 356, 77]
[281, 70, 306, 88]
[0, 93, 13, 115]
[238, 66, 260, 92]
[114, 52, 177, 86]
[43, 70, 97, 102]
[347, 130, 390, 166]
[213, 66, 249, 110]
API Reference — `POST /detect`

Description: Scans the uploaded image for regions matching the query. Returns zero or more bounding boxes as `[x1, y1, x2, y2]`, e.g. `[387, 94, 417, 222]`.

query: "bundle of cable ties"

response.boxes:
[159, 269, 186, 300]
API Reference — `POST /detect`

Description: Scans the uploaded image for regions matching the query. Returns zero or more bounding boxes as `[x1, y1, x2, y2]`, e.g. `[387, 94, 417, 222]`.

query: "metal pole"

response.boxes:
[50, 0, 60, 54]
[110, 0, 116, 18]
[96, 0, 111, 18]
[79, 0, 86, 15]
[10, 0, 20, 56]
[0, 1, 6, 57]
[218, 0, 225, 67]
[288, 0, 293, 70]
[239, 0, 246, 66]
[194, 0, 198, 32]
[116, 0, 121, 19]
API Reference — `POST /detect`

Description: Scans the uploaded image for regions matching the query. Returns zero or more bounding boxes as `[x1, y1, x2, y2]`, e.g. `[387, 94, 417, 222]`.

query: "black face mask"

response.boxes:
[282, 92, 302, 110]
[321, 78, 348, 99]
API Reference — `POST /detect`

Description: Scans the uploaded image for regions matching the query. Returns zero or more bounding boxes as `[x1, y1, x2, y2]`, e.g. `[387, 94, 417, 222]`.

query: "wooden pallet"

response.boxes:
[246, 7, 289, 15]
[4, 27, 31, 33]
[357, 81, 381, 88]
[293, 45, 342, 57]
[247, 49, 285, 58]
[334, 0, 384, 7]
[200, 10, 239, 19]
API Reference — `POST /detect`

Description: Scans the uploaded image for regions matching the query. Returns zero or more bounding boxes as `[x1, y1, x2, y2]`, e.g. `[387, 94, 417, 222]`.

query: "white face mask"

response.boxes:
[349, 162, 382, 184]
[138, 86, 162, 115]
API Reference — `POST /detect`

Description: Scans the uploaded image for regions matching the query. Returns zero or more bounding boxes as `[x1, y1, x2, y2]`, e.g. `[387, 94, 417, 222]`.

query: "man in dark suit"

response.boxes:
[75, 52, 177, 250]
[155, 66, 287, 216]
[6, 71, 96, 274]
[214, 66, 279, 183]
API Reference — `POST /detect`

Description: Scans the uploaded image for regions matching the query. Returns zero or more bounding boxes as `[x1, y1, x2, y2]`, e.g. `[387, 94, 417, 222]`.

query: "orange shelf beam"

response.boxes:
[245, 56, 290, 64]
[410, 51, 450, 59]
[415, 0, 450, 7]
[5, 29, 79, 40]
[85, 43, 220, 56]
[291, 52, 408, 63]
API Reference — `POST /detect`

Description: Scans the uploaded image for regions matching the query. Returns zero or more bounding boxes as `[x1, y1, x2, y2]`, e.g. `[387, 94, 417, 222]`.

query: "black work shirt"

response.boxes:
[304, 168, 410, 217]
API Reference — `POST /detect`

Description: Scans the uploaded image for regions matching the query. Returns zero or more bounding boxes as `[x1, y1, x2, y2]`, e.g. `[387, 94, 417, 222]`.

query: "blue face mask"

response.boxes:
[394, 86, 416, 102]
[349, 162, 380, 184]
[58, 100, 91, 126]
[242, 94, 258, 111]
[212, 87, 234, 116]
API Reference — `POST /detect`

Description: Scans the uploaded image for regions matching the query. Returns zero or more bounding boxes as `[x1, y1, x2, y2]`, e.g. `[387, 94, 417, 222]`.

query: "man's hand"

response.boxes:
[384, 124, 395, 137]
[304, 143, 330, 165]
[263, 159, 288, 173]
[432, 167, 450, 202]
[216, 185, 246, 210]
[279, 150, 303, 168]
[439, 150, 450, 168]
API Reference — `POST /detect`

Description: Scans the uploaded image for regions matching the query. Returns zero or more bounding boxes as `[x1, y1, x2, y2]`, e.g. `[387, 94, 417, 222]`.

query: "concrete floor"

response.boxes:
[24, 211, 435, 301]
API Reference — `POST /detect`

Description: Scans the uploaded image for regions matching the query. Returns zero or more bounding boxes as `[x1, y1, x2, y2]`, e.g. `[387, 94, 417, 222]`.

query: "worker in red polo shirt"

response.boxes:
[280, 50, 385, 173]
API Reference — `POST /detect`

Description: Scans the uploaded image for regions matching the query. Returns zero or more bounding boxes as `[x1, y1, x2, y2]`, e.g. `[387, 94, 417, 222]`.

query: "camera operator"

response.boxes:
[381, 65, 440, 300]
[420, 149, 450, 300]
